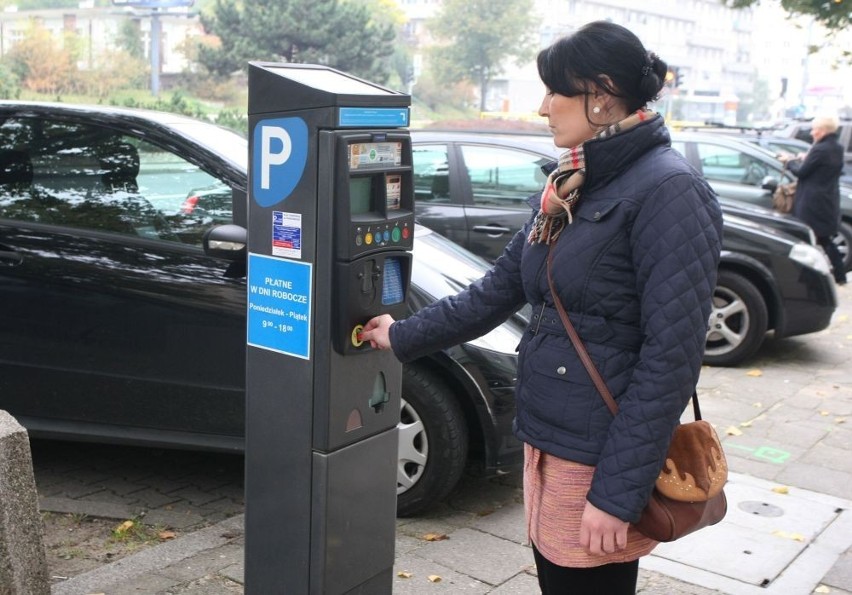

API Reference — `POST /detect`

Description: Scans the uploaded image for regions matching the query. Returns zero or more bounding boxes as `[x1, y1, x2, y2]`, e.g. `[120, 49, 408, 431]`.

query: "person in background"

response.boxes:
[781, 115, 846, 285]
[361, 21, 722, 594]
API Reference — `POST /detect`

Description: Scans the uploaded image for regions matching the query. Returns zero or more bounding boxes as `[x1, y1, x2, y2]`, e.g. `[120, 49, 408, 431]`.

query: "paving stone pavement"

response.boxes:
[34, 284, 852, 594]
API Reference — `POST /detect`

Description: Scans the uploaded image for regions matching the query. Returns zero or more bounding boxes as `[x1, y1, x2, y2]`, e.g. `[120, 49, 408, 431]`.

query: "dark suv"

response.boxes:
[410, 129, 837, 366]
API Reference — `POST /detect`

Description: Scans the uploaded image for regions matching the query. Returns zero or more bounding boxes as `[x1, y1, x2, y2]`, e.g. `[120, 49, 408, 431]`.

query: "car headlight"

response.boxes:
[789, 243, 831, 275]
[467, 324, 522, 355]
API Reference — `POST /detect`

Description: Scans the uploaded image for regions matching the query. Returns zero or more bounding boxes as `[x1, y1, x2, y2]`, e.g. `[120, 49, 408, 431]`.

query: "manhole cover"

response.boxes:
[738, 500, 784, 517]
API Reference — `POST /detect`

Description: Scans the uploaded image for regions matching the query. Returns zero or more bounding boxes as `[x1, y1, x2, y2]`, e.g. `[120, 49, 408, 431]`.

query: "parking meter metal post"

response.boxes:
[245, 63, 414, 594]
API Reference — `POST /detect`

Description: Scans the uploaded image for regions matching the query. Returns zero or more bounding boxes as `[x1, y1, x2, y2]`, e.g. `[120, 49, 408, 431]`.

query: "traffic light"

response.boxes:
[666, 66, 682, 88]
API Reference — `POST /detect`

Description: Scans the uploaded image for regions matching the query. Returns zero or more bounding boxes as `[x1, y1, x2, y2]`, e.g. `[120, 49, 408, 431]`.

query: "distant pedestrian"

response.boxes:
[361, 21, 722, 595]
[782, 115, 847, 284]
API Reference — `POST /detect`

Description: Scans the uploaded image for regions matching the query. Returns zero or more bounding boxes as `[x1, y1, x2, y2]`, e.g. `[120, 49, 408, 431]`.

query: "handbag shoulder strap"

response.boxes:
[545, 244, 702, 420]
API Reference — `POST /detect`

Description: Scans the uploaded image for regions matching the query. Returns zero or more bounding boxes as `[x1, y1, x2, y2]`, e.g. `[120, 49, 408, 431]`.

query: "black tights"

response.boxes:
[532, 542, 639, 594]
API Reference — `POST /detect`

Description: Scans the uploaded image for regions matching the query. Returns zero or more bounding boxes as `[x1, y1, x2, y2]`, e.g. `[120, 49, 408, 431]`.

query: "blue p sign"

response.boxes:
[252, 117, 309, 207]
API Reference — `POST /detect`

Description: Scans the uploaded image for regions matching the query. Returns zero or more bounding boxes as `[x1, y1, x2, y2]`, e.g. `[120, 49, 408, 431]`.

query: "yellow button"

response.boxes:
[365, 233, 373, 245]
[351, 324, 364, 347]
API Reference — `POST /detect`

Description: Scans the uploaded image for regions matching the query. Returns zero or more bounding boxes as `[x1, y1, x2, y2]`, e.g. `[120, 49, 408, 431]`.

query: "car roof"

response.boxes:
[0, 100, 248, 172]
[411, 129, 560, 157]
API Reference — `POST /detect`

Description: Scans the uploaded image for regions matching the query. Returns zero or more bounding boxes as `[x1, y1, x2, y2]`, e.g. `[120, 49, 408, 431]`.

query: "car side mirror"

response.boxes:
[761, 176, 779, 192]
[203, 224, 247, 261]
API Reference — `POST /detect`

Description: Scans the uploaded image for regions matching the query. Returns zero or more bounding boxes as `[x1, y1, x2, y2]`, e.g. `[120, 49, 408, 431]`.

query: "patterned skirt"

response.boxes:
[524, 443, 657, 568]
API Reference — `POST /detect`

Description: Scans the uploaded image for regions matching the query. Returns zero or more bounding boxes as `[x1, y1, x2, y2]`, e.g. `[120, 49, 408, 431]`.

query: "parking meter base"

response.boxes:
[310, 429, 397, 595]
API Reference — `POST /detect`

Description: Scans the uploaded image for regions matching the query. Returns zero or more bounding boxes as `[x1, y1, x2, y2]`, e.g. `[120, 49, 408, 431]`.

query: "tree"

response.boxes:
[426, 0, 537, 112]
[723, 0, 851, 32]
[197, 0, 396, 84]
[116, 18, 145, 61]
[5, 20, 77, 95]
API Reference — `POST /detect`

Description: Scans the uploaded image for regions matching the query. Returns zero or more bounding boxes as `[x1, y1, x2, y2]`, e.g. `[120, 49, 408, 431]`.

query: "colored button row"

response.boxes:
[355, 226, 409, 246]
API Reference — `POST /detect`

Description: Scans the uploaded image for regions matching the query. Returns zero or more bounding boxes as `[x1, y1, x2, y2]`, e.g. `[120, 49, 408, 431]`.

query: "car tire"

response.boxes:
[703, 270, 769, 367]
[832, 221, 852, 272]
[396, 363, 468, 517]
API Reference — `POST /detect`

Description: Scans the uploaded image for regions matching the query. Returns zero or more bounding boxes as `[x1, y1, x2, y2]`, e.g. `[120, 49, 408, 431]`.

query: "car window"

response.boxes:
[459, 144, 548, 209]
[0, 116, 230, 246]
[793, 126, 813, 144]
[412, 144, 450, 204]
[695, 142, 771, 186]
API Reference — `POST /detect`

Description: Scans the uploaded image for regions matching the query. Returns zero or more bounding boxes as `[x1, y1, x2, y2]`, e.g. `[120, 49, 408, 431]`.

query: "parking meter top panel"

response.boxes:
[247, 62, 409, 116]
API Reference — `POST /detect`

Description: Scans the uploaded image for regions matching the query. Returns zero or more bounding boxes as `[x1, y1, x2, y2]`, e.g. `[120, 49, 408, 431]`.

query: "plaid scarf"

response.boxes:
[528, 109, 657, 245]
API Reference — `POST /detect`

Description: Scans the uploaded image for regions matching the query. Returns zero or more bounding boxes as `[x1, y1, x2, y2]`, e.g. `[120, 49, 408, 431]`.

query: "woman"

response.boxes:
[362, 21, 723, 594]
[782, 116, 846, 284]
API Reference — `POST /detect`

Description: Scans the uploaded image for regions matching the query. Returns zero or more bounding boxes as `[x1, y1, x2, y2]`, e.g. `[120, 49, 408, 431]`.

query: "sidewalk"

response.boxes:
[46, 285, 852, 594]
[48, 470, 852, 595]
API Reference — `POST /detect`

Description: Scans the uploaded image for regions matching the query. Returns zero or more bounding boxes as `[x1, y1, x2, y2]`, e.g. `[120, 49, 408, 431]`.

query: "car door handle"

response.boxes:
[0, 247, 23, 266]
[473, 225, 512, 236]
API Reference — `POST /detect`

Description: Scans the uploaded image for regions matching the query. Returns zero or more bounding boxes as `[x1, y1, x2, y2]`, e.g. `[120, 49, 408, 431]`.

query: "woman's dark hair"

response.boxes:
[537, 21, 668, 114]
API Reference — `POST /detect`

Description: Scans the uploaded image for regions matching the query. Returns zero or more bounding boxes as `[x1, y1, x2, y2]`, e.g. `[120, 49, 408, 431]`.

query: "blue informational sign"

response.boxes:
[339, 107, 410, 128]
[252, 117, 309, 208]
[247, 253, 312, 359]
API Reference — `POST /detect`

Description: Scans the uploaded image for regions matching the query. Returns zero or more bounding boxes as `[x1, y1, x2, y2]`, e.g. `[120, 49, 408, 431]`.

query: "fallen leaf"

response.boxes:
[114, 520, 134, 534]
[746, 369, 763, 377]
[158, 530, 176, 540]
[771, 486, 789, 495]
[772, 530, 805, 542]
[752, 402, 763, 408]
[422, 533, 449, 542]
[397, 571, 413, 579]
[836, 417, 846, 424]
[427, 575, 442, 583]
[725, 426, 743, 436]
[820, 411, 830, 416]
[814, 584, 831, 593]
[740, 420, 753, 428]
[838, 315, 848, 322]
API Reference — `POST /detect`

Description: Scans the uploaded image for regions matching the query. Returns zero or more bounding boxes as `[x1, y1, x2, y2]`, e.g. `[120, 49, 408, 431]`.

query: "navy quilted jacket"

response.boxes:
[391, 116, 723, 523]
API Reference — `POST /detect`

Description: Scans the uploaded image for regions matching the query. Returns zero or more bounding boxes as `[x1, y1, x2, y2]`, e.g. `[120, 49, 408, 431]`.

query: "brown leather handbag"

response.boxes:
[545, 245, 728, 542]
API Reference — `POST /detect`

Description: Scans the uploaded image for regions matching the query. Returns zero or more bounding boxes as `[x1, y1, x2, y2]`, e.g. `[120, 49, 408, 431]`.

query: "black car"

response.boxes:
[410, 129, 837, 366]
[0, 101, 524, 517]
[668, 130, 852, 270]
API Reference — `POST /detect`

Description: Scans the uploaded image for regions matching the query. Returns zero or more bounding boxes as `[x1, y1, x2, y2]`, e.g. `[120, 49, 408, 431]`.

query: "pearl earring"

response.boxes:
[592, 106, 601, 114]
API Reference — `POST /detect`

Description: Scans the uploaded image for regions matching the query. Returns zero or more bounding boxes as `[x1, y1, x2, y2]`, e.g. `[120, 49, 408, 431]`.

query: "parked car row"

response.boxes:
[0, 101, 839, 517]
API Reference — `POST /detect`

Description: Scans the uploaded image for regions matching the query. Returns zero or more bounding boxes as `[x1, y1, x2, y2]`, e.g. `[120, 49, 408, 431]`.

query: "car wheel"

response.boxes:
[832, 221, 852, 272]
[704, 270, 769, 367]
[396, 363, 468, 517]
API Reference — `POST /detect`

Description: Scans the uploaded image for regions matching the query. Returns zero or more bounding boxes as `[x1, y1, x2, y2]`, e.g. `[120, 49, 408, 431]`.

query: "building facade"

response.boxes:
[0, 2, 200, 77]
[396, 0, 851, 124]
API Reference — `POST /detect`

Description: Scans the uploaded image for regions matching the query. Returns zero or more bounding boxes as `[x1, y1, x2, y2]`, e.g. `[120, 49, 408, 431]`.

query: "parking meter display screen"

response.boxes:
[350, 177, 372, 214]
[382, 258, 405, 305]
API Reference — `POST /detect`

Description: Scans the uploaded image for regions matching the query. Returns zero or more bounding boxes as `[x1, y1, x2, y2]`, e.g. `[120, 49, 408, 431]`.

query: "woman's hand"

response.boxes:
[359, 314, 395, 350]
[579, 501, 629, 555]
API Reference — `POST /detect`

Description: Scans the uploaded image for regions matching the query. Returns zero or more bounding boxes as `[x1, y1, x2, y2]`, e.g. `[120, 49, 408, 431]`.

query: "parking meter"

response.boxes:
[244, 63, 413, 594]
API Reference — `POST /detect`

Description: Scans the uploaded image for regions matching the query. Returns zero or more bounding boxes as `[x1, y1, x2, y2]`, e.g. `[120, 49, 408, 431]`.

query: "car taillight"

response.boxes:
[181, 195, 200, 214]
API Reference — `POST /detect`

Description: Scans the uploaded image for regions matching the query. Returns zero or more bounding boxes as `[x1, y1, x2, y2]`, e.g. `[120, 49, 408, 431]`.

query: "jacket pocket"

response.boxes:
[521, 336, 596, 440]
[575, 198, 625, 224]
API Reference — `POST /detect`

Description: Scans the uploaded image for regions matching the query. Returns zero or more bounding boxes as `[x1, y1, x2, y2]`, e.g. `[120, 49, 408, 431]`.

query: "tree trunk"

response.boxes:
[479, 74, 489, 112]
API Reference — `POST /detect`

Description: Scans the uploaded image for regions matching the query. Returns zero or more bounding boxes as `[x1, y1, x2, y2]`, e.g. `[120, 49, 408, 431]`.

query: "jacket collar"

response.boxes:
[530, 115, 670, 209]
